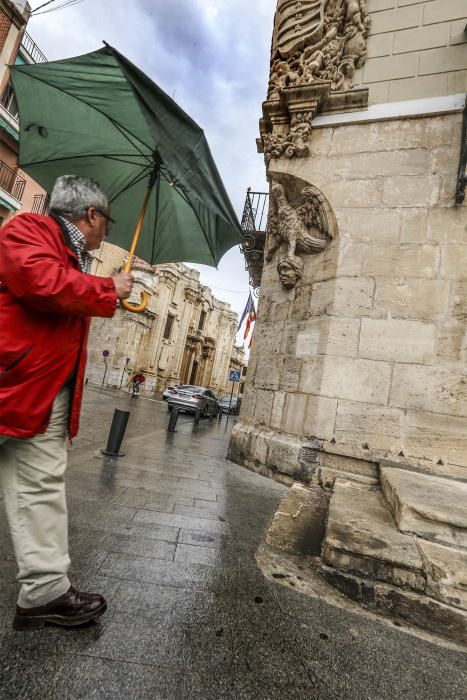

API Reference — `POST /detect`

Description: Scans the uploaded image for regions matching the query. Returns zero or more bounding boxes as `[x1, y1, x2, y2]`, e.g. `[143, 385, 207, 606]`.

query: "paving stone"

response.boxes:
[98, 552, 216, 590]
[174, 543, 222, 567]
[381, 466, 467, 548]
[323, 480, 425, 590]
[133, 509, 230, 534]
[1, 388, 466, 699]
[100, 533, 176, 562]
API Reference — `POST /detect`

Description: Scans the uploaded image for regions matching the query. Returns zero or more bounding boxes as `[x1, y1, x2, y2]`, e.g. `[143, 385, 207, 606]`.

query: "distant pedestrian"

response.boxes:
[0, 175, 134, 630]
[131, 372, 145, 398]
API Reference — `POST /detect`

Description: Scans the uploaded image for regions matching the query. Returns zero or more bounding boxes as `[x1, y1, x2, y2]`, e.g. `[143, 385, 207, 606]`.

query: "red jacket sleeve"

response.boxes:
[0, 214, 118, 318]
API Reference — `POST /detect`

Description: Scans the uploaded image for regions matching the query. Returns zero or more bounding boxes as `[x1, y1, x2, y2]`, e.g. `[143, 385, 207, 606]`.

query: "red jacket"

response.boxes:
[0, 213, 118, 439]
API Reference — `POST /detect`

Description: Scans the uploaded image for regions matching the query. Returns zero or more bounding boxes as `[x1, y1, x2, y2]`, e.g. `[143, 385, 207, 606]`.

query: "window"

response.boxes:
[163, 314, 174, 340]
[198, 310, 206, 332]
[1, 81, 18, 119]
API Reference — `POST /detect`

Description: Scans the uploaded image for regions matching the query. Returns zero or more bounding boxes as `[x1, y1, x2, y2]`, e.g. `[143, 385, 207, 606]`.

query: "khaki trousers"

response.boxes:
[0, 386, 71, 608]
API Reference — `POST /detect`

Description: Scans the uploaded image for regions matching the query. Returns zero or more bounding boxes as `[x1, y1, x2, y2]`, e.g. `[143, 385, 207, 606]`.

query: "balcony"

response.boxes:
[20, 32, 47, 64]
[0, 160, 25, 208]
[240, 188, 269, 293]
[31, 193, 49, 216]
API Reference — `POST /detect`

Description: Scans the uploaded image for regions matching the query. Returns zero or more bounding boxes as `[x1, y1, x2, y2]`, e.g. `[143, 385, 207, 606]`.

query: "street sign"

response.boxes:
[103, 350, 110, 357]
[229, 369, 241, 383]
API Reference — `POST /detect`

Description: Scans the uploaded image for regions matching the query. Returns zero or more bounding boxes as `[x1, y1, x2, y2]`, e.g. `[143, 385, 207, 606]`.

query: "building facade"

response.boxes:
[86, 241, 245, 397]
[229, 1, 467, 642]
[0, 1, 47, 225]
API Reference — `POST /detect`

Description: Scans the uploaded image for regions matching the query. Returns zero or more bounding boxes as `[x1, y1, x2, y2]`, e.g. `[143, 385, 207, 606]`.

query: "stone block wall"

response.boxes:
[356, 0, 467, 102]
[230, 109, 467, 484]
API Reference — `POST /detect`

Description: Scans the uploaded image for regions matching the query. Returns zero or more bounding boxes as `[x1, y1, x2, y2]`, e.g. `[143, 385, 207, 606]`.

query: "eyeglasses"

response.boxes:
[94, 208, 115, 230]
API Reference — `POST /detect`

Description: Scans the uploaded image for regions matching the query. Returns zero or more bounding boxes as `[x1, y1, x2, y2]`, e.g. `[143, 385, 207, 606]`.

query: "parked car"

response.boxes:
[167, 385, 219, 417]
[163, 385, 179, 401]
[218, 395, 241, 415]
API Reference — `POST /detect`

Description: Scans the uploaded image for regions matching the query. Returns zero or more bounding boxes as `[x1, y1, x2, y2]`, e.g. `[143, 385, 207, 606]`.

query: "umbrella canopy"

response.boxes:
[10, 44, 242, 267]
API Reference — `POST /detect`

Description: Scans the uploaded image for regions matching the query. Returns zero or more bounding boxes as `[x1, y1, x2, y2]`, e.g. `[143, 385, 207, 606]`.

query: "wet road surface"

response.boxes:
[0, 387, 466, 699]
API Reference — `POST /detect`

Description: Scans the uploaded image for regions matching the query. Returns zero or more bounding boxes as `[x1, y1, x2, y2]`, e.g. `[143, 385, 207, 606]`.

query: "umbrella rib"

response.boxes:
[21, 153, 152, 167]
[15, 70, 153, 159]
[108, 166, 152, 204]
[175, 185, 217, 267]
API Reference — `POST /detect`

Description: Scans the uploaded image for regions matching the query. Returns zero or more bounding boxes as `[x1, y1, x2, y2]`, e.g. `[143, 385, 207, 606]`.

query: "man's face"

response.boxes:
[81, 206, 112, 251]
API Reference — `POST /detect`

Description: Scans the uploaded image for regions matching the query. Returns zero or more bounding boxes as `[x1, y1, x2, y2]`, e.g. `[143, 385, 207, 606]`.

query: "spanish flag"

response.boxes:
[243, 297, 256, 341]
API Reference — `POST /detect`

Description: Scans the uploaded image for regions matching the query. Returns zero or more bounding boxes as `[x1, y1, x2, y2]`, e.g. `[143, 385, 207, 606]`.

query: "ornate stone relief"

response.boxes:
[260, 0, 371, 164]
[266, 174, 338, 288]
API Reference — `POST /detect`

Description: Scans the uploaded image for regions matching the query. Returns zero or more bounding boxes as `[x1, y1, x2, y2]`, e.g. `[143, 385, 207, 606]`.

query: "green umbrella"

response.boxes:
[11, 44, 242, 312]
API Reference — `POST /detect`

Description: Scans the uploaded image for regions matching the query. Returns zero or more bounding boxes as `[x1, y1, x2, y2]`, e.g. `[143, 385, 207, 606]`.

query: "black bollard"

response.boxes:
[101, 409, 130, 457]
[194, 409, 201, 425]
[167, 407, 180, 433]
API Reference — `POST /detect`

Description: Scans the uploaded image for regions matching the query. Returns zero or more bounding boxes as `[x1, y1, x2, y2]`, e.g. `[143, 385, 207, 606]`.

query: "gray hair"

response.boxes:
[49, 175, 108, 220]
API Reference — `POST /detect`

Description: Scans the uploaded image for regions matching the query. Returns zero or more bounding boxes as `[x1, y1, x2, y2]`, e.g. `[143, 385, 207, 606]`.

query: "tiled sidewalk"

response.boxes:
[0, 387, 466, 699]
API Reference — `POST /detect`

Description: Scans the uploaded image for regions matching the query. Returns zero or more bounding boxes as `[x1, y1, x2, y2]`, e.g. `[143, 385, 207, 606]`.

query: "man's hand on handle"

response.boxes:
[112, 272, 134, 299]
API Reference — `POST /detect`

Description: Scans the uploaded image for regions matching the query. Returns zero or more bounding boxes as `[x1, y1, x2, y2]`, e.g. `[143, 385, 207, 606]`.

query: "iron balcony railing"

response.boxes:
[240, 188, 269, 294]
[20, 32, 47, 64]
[241, 188, 269, 234]
[0, 160, 26, 201]
[31, 193, 49, 216]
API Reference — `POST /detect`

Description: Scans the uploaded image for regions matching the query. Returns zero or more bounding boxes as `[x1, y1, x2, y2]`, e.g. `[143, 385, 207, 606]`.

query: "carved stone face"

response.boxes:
[277, 255, 304, 289]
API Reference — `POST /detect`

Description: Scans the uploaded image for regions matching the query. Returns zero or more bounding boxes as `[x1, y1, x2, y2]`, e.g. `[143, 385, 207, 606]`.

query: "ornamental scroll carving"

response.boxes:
[266, 176, 338, 289]
[260, 0, 371, 164]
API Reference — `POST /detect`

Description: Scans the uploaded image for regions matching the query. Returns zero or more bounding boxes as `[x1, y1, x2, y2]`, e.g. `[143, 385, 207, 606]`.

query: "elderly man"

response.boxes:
[0, 175, 133, 630]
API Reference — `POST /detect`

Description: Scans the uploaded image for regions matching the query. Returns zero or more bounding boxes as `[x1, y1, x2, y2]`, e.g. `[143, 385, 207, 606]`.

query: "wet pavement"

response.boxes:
[0, 386, 466, 699]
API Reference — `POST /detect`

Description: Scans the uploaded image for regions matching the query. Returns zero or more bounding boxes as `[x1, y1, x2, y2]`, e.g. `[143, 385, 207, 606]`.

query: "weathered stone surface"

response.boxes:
[436, 323, 464, 362]
[361, 244, 439, 278]
[270, 391, 286, 430]
[335, 401, 402, 452]
[442, 246, 467, 281]
[390, 364, 467, 417]
[313, 452, 378, 481]
[336, 208, 401, 244]
[227, 422, 254, 465]
[323, 480, 425, 590]
[400, 208, 428, 244]
[265, 483, 330, 556]
[373, 278, 450, 321]
[359, 319, 436, 363]
[383, 175, 441, 208]
[380, 467, 467, 548]
[451, 282, 467, 320]
[280, 356, 302, 392]
[373, 582, 467, 646]
[282, 393, 307, 436]
[254, 389, 275, 426]
[405, 410, 467, 465]
[303, 395, 338, 441]
[300, 356, 392, 406]
[266, 432, 302, 479]
[295, 318, 360, 358]
[429, 206, 467, 244]
[418, 540, 467, 611]
[254, 356, 283, 391]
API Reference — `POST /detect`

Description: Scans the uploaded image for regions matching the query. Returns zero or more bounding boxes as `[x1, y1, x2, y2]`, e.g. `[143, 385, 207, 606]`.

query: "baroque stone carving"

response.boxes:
[266, 176, 337, 289]
[262, 119, 312, 164]
[260, 1, 371, 163]
[268, 0, 371, 100]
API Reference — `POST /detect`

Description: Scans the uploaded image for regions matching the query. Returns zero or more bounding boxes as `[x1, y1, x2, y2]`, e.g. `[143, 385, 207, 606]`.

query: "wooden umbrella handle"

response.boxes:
[121, 184, 153, 314]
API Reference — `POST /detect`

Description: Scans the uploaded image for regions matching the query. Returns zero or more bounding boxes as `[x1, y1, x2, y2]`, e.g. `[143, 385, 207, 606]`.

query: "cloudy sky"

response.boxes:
[28, 0, 276, 327]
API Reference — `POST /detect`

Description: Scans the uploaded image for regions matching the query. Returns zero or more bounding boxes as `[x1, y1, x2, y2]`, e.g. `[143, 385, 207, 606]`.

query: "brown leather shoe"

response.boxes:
[13, 586, 107, 631]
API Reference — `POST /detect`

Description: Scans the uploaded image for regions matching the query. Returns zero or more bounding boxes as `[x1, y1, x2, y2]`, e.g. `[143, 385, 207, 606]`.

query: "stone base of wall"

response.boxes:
[259, 467, 467, 646]
[229, 419, 380, 488]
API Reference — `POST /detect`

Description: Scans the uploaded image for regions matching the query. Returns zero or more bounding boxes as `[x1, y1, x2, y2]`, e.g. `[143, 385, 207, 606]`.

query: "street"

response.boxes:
[0, 387, 466, 699]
